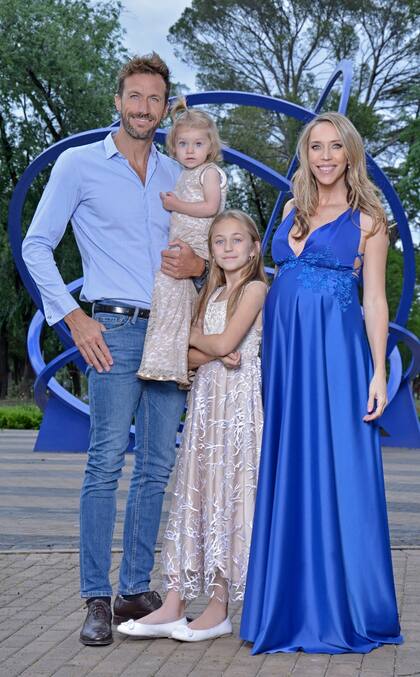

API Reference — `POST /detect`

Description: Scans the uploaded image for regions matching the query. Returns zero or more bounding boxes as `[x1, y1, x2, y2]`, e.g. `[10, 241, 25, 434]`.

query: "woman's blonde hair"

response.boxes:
[292, 111, 387, 239]
[194, 209, 267, 323]
[166, 97, 222, 162]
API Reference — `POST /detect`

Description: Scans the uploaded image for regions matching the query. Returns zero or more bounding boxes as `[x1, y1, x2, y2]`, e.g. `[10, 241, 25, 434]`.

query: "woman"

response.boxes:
[240, 112, 403, 654]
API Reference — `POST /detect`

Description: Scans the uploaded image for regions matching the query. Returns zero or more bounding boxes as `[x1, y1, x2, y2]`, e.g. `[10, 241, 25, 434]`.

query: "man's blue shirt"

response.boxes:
[22, 132, 181, 325]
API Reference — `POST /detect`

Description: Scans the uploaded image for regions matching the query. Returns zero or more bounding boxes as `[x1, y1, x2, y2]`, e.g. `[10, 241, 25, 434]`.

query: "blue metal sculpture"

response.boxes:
[8, 60, 420, 450]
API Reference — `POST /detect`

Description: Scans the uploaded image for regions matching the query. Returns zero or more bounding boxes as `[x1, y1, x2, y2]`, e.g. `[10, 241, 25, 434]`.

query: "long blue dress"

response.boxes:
[240, 207, 403, 654]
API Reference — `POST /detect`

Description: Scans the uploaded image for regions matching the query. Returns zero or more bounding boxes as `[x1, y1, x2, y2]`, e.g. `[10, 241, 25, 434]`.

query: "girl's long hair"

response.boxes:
[292, 112, 387, 240]
[194, 210, 267, 324]
[166, 96, 222, 162]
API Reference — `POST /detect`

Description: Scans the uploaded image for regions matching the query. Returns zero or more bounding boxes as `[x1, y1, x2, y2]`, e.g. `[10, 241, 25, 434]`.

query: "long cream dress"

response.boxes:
[137, 162, 227, 386]
[161, 286, 263, 602]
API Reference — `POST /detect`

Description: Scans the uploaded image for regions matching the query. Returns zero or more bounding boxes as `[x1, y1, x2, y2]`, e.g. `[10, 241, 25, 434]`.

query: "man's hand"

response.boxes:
[161, 238, 205, 279]
[65, 308, 113, 373]
[160, 191, 180, 212]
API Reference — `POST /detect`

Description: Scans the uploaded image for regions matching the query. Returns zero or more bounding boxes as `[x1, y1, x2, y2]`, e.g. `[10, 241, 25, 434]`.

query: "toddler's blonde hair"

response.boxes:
[166, 97, 222, 162]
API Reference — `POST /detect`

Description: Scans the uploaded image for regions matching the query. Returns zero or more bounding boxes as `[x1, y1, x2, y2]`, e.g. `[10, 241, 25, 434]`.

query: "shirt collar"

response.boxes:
[104, 132, 119, 159]
[104, 132, 159, 161]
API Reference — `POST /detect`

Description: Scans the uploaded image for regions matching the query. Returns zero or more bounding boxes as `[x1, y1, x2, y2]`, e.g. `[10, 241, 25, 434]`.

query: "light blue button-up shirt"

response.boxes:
[22, 133, 181, 325]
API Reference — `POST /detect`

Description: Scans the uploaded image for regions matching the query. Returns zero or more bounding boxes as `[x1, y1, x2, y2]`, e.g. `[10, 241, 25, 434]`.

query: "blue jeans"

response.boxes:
[80, 311, 186, 597]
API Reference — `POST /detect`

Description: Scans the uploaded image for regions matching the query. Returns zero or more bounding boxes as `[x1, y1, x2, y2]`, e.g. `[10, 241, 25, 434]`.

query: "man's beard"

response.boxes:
[121, 112, 159, 140]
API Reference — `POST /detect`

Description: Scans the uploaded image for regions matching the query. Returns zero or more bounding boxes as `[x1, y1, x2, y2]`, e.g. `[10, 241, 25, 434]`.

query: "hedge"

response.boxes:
[0, 405, 43, 430]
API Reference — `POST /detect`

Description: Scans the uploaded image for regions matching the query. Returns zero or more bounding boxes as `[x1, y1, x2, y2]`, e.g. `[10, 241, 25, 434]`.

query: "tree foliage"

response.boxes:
[169, 0, 420, 222]
[0, 0, 127, 396]
[169, 0, 420, 341]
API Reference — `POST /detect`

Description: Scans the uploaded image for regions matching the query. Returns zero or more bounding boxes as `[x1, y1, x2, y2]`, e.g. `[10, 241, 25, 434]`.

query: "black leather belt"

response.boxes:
[92, 302, 150, 319]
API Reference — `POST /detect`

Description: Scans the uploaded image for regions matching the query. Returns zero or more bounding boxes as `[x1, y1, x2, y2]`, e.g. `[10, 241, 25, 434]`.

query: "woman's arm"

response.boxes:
[160, 167, 222, 218]
[361, 213, 389, 422]
[189, 281, 266, 356]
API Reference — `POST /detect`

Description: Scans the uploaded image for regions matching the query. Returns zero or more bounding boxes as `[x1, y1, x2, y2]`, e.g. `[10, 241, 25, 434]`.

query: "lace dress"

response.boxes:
[161, 287, 263, 602]
[137, 162, 227, 386]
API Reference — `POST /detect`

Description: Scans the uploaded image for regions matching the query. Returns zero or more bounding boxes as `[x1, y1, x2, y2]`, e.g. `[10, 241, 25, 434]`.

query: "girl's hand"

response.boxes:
[160, 191, 179, 212]
[221, 351, 241, 369]
[363, 371, 388, 422]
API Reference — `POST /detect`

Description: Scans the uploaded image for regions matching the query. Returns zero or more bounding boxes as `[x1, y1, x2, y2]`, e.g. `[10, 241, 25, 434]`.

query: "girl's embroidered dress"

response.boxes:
[241, 208, 403, 654]
[138, 163, 227, 386]
[161, 286, 263, 601]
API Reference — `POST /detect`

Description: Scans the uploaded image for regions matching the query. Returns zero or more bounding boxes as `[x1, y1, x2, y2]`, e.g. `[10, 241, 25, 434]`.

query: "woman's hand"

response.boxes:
[363, 371, 388, 422]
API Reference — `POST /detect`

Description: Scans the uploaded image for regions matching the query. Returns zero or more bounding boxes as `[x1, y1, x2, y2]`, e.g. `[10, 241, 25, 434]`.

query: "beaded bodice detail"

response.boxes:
[272, 207, 364, 312]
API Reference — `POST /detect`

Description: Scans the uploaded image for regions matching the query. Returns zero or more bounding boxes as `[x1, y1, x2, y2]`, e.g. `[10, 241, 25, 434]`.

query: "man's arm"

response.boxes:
[22, 150, 81, 325]
[22, 150, 113, 372]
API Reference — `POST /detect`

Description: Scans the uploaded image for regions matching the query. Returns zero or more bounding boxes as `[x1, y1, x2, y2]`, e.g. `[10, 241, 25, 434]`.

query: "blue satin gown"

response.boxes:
[240, 207, 403, 654]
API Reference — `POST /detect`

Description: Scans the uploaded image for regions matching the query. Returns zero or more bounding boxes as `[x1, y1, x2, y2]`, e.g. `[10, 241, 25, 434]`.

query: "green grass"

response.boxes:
[0, 404, 43, 430]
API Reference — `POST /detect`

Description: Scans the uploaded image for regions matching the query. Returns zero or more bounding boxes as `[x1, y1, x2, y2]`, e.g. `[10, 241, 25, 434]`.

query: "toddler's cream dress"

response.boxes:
[137, 162, 227, 385]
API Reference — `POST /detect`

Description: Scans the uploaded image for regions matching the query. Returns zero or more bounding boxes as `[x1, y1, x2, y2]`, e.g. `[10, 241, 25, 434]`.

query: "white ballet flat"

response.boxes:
[171, 617, 232, 642]
[117, 616, 187, 638]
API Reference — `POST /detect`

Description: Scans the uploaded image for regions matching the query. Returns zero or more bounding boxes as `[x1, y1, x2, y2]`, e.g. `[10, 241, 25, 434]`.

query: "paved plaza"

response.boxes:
[0, 429, 419, 676]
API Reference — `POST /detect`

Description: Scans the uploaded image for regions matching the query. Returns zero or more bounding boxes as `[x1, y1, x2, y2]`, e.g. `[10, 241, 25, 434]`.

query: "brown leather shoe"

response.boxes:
[80, 599, 113, 646]
[113, 591, 162, 625]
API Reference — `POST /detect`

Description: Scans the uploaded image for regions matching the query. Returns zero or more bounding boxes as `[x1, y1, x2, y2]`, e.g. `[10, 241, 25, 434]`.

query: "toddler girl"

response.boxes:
[137, 98, 227, 386]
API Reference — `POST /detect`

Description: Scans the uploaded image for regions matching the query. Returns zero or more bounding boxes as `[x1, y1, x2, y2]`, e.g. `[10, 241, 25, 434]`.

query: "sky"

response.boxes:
[119, 0, 196, 91]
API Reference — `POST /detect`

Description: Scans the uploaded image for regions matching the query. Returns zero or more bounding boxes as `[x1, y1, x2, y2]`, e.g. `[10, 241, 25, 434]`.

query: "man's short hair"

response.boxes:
[117, 53, 171, 101]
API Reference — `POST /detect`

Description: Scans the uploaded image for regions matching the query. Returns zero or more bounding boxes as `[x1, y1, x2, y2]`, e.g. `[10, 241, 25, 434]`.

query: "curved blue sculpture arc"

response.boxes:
[366, 157, 415, 335]
[8, 60, 420, 450]
[184, 60, 353, 125]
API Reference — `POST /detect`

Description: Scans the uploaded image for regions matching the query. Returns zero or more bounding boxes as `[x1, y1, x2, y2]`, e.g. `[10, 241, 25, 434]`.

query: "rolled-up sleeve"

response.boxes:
[22, 150, 81, 325]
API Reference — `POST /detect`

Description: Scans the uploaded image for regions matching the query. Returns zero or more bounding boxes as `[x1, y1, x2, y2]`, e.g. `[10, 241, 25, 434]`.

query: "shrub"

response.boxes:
[0, 405, 43, 430]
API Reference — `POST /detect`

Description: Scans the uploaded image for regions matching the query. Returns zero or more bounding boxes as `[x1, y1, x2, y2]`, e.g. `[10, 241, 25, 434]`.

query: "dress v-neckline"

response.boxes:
[287, 207, 352, 259]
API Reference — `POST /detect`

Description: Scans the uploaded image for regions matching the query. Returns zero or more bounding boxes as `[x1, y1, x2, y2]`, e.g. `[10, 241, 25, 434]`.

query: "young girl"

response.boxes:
[119, 210, 267, 641]
[137, 98, 227, 386]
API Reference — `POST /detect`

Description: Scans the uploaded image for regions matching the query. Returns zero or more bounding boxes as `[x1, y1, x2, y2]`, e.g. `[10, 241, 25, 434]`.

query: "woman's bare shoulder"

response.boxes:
[282, 198, 295, 220]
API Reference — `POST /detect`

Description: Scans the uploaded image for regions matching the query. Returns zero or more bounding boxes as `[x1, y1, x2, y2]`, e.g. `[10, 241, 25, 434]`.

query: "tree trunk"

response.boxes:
[67, 363, 81, 397]
[0, 328, 9, 398]
[19, 359, 34, 399]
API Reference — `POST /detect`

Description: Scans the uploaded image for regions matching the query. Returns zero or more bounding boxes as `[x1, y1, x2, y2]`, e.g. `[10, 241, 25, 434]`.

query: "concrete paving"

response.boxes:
[0, 429, 419, 676]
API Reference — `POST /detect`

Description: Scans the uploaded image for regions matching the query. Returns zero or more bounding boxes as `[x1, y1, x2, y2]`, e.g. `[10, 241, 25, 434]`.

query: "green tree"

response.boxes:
[0, 0, 127, 397]
[169, 0, 420, 226]
[169, 0, 420, 334]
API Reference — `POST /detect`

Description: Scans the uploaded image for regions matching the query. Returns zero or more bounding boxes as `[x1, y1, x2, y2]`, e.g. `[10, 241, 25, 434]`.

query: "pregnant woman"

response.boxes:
[240, 112, 403, 654]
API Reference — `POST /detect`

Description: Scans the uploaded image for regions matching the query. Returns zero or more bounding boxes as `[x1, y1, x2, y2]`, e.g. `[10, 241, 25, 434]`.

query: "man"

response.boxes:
[22, 53, 206, 645]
